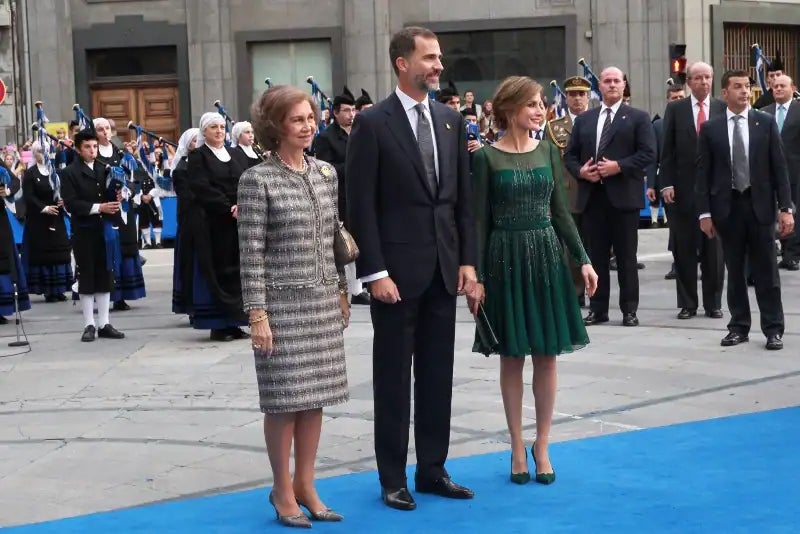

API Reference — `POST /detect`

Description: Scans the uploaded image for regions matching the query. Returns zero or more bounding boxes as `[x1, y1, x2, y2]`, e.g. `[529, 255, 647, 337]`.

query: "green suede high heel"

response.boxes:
[510, 448, 530, 484]
[531, 442, 556, 485]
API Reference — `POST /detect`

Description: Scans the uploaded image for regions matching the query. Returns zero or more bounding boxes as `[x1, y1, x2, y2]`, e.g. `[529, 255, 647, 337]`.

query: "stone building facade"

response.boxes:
[1, 0, 799, 145]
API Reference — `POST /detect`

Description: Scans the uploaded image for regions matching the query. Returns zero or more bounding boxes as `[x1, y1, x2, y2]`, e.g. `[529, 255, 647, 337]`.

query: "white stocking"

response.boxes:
[153, 228, 162, 245]
[80, 295, 95, 328]
[96, 292, 111, 328]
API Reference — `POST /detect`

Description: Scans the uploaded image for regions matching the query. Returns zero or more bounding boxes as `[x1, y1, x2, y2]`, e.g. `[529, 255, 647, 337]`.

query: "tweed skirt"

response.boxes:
[255, 283, 349, 414]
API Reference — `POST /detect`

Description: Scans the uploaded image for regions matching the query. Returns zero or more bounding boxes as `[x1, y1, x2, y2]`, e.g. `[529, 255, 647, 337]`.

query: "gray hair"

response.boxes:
[686, 62, 713, 79]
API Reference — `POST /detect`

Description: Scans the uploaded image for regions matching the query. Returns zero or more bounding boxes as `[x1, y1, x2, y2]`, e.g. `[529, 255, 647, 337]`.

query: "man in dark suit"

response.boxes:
[564, 66, 656, 327]
[346, 26, 478, 511]
[647, 82, 686, 280]
[659, 62, 726, 319]
[313, 87, 372, 305]
[762, 74, 800, 271]
[59, 129, 126, 343]
[696, 70, 795, 350]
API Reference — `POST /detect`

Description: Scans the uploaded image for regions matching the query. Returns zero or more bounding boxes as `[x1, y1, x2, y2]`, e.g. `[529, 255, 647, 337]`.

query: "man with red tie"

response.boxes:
[659, 62, 726, 320]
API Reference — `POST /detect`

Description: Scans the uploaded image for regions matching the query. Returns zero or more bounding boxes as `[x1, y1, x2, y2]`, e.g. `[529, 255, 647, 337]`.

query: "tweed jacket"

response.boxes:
[237, 154, 346, 312]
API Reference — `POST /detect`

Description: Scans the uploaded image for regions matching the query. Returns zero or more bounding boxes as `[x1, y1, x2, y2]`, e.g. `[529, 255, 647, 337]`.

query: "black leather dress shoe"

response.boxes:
[677, 308, 697, 319]
[765, 335, 783, 351]
[637, 262, 646, 270]
[381, 487, 416, 511]
[664, 268, 676, 280]
[720, 332, 748, 347]
[704, 309, 723, 319]
[583, 312, 609, 326]
[779, 259, 799, 271]
[622, 313, 639, 326]
[415, 476, 474, 499]
[81, 325, 96, 342]
[98, 324, 125, 339]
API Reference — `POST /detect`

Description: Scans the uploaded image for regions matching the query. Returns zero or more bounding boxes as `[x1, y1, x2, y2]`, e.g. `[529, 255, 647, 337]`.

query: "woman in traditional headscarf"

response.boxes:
[186, 114, 250, 341]
[230, 121, 263, 169]
[22, 142, 73, 303]
[0, 165, 30, 324]
[171, 127, 199, 316]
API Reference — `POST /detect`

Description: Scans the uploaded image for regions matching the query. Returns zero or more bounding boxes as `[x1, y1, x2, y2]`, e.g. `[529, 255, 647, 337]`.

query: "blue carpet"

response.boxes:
[6, 407, 799, 533]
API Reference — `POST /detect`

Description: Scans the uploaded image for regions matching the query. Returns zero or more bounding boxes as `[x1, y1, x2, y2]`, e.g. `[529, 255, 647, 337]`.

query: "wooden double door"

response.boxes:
[91, 85, 180, 144]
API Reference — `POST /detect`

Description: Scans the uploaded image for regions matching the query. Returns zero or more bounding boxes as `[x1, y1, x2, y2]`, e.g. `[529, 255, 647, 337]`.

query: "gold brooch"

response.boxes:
[321, 166, 332, 177]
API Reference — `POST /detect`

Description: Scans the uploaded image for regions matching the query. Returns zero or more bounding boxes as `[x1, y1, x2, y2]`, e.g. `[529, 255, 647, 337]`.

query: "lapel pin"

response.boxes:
[446, 123, 451, 130]
[622, 115, 627, 120]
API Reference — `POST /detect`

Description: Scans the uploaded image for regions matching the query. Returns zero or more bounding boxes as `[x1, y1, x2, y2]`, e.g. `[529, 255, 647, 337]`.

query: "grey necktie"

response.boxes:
[415, 103, 438, 195]
[731, 115, 750, 192]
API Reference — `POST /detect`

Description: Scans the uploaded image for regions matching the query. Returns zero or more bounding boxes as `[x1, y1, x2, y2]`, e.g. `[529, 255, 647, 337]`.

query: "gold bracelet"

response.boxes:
[249, 313, 269, 325]
[338, 287, 348, 296]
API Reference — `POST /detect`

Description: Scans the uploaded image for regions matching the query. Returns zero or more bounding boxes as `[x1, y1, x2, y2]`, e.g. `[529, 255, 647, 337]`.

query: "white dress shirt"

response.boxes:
[360, 87, 441, 284]
[699, 108, 750, 220]
[595, 99, 623, 155]
[568, 111, 578, 125]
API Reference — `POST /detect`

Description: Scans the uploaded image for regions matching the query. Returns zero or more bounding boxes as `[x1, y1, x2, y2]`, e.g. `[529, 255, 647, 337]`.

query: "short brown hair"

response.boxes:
[250, 85, 320, 150]
[721, 69, 749, 90]
[389, 26, 437, 75]
[491, 76, 543, 131]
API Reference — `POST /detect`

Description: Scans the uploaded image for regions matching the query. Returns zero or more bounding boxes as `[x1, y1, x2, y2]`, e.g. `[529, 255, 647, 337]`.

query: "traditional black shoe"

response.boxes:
[56, 294, 68, 302]
[720, 332, 748, 347]
[81, 325, 96, 342]
[98, 324, 125, 339]
[381, 487, 416, 511]
[210, 329, 235, 342]
[155, 243, 164, 249]
[779, 259, 800, 271]
[415, 475, 474, 499]
[229, 327, 250, 339]
[677, 308, 697, 320]
[583, 311, 609, 326]
[351, 291, 371, 305]
[704, 309, 723, 319]
[664, 268, 676, 280]
[765, 335, 783, 351]
[622, 313, 639, 327]
[45, 295, 60, 303]
[112, 301, 131, 311]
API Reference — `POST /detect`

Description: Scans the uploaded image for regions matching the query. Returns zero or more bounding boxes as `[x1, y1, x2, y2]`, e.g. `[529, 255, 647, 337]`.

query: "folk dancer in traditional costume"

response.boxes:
[0, 165, 30, 325]
[94, 118, 146, 311]
[22, 142, 73, 303]
[170, 128, 199, 317]
[59, 129, 125, 342]
[186, 113, 249, 341]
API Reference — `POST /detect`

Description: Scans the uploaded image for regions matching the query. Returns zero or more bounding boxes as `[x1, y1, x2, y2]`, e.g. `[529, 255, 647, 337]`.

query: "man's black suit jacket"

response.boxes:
[313, 122, 349, 221]
[762, 100, 800, 186]
[564, 103, 656, 212]
[696, 109, 793, 224]
[659, 96, 727, 213]
[345, 93, 476, 299]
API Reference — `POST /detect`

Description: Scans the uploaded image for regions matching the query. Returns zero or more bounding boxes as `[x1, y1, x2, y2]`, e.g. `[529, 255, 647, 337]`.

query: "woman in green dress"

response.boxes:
[469, 76, 598, 485]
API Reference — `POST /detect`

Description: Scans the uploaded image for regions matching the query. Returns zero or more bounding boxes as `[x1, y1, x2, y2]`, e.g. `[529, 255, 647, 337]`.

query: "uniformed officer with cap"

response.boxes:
[546, 75, 591, 306]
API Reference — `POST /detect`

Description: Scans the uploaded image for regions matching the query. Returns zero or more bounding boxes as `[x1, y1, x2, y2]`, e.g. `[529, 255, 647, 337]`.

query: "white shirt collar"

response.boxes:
[690, 94, 710, 108]
[208, 144, 231, 162]
[37, 163, 50, 176]
[600, 99, 623, 115]
[98, 143, 113, 158]
[242, 145, 258, 159]
[395, 86, 430, 114]
[726, 108, 748, 121]
[776, 100, 792, 110]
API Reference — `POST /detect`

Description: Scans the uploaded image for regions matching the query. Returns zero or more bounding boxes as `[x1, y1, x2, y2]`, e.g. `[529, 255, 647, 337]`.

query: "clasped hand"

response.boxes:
[580, 157, 620, 182]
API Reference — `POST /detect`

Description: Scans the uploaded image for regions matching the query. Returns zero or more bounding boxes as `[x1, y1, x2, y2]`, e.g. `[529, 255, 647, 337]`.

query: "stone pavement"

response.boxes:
[0, 228, 798, 527]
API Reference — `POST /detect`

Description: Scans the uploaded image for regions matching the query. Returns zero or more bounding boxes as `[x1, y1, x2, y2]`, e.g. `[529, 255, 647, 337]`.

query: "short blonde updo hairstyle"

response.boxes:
[491, 76, 543, 131]
[251, 85, 320, 150]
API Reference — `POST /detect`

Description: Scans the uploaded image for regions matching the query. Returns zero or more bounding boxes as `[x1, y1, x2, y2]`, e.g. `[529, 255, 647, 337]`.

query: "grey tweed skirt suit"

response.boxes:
[237, 154, 349, 414]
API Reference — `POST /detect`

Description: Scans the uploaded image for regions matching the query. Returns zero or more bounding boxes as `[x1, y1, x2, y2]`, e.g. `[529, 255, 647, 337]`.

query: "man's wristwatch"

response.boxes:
[779, 207, 794, 214]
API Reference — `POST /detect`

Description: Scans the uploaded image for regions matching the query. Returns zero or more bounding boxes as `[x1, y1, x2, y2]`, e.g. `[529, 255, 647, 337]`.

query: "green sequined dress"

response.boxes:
[472, 141, 591, 357]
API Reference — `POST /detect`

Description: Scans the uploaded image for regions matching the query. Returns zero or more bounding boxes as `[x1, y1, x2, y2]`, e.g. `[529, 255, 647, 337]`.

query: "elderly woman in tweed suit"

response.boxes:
[238, 85, 350, 528]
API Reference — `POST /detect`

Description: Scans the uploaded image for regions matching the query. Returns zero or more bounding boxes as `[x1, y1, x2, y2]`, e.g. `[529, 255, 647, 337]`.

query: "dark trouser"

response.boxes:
[715, 190, 784, 337]
[371, 266, 456, 490]
[584, 186, 639, 315]
[780, 180, 800, 263]
[668, 205, 725, 311]
[566, 212, 586, 297]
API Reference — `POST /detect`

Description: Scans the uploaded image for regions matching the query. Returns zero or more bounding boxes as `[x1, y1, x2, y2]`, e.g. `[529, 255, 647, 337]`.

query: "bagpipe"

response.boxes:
[306, 76, 333, 132]
[213, 98, 267, 160]
[549, 80, 568, 119]
[73, 103, 95, 133]
[126, 121, 178, 148]
[32, 101, 69, 226]
[265, 77, 273, 89]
